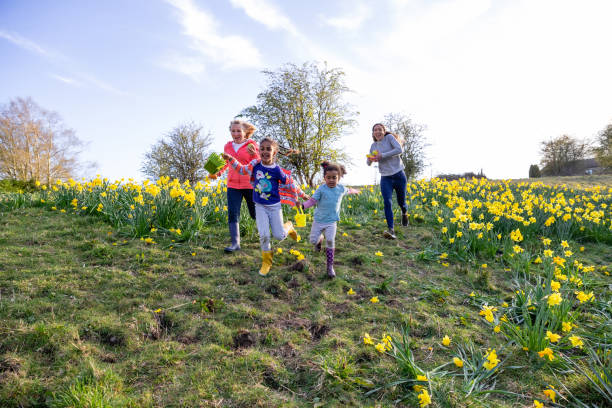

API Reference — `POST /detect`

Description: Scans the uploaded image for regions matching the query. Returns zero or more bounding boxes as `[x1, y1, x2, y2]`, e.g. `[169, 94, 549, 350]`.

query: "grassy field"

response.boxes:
[0, 176, 611, 407]
[512, 174, 612, 188]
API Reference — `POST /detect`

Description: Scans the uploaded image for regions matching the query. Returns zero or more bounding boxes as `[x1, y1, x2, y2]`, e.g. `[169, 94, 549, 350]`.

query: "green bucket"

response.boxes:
[204, 153, 226, 174]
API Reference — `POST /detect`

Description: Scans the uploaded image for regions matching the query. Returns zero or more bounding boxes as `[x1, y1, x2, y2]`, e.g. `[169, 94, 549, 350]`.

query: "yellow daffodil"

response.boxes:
[545, 331, 561, 343]
[575, 291, 594, 303]
[538, 347, 554, 361]
[543, 387, 556, 402]
[569, 335, 584, 348]
[417, 389, 431, 407]
[483, 349, 500, 370]
[547, 293, 562, 306]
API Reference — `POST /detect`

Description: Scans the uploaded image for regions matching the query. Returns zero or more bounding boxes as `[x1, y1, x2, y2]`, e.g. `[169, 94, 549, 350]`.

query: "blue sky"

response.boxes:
[2, 0, 612, 184]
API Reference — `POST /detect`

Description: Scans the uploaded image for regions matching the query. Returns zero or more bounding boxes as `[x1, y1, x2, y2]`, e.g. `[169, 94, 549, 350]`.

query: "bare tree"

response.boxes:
[0, 97, 92, 184]
[540, 134, 590, 176]
[592, 123, 612, 169]
[383, 113, 428, 179]
[141, 121, 213, 182]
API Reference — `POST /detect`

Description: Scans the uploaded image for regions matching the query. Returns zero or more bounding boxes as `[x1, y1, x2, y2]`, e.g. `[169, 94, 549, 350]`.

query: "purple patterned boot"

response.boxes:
[325, 247, 336, 278]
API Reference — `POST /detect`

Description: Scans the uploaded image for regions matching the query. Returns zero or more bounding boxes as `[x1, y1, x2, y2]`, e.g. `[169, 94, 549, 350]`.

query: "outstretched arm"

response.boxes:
[302, 197, 318, 209]
[221, 153, 256, 176]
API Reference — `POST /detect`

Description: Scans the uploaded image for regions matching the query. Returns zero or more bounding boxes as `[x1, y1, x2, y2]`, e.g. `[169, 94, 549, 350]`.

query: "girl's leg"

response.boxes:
[323, 222, 337, 249]
[323, 223, 337, 277]
[255, 203, 272, 251]
[242, 188, 256, 220]
[225, 188, 243, 252]
[268, 203, 289, 241]
[255, 203, 273, 276]
[309, 221, 325, 251]
[392, 170, 409, 226]
[380, 175, 396, 237]
[227, 188, 243, 223]
[267, 202, 297, 241]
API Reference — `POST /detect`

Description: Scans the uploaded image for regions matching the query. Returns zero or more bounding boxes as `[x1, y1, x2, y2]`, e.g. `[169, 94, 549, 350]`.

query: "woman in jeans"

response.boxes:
[367, 123, 408, 239]
[210, 119, 260, 252]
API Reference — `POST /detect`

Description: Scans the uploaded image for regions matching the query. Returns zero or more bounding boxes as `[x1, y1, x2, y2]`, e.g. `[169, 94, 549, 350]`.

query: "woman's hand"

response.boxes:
[221, 153, 232, 161]
[247, 144, 256, 155]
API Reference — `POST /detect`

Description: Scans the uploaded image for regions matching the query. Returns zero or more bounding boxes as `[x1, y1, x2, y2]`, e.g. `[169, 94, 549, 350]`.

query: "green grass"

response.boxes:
[0, 204, 609, 407]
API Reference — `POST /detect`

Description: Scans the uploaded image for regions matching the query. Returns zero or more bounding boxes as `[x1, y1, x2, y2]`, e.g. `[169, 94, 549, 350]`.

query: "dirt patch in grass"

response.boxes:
[232, 329, 255, 349]
[0, 356, 21, 376]
[309, 323, 329, 341]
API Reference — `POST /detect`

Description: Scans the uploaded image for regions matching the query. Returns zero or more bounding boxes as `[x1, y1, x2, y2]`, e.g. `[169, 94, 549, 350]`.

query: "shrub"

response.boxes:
[528, 164, 541, 178]
[0, 179, 38, 193]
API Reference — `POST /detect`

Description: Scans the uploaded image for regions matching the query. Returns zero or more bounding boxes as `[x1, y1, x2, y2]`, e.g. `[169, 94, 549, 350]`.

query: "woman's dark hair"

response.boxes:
[372, 123, 404, 144]
[321, 161, 347, 177]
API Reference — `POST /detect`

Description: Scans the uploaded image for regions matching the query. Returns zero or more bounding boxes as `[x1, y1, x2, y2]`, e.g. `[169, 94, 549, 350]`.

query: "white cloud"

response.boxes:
[0, 29, 57, 58]
[1, 29, 129, 96]
[165, 0, 263, 72]
[50, 74, 81, 86]
[157, 53, 206, 83]
[228, 0, 297, 35]
[342, 0, 612, 181]
[320, 3, 370, 31]
[75, 72, 130, 97]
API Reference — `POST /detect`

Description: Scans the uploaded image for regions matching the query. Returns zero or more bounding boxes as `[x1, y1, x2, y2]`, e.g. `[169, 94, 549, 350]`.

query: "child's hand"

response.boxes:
[247, 144, 256, 155]
[208, 173, 217, 180]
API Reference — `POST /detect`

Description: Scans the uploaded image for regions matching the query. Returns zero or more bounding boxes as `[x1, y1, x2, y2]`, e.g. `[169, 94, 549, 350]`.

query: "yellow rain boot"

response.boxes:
[259, 251, 273, 276]
[284, 221, 298, 241]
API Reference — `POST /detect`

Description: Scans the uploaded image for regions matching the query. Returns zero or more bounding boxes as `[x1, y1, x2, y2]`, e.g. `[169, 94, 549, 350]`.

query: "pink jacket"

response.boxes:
[219, 139, 260, 189]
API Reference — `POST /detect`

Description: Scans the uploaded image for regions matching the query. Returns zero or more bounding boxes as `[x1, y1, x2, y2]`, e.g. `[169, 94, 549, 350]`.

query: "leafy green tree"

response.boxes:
[592, 123, 612, 169]
[240, 62, 357, 187]
[383, 113, 428, 179]
[539, 135, 590, 176]
[141, 122, 212, 182]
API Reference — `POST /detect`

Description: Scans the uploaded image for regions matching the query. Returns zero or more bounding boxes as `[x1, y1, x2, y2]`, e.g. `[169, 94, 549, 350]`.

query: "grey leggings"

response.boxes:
[255, 202, 287, 251]
[309, 220, 337, 249]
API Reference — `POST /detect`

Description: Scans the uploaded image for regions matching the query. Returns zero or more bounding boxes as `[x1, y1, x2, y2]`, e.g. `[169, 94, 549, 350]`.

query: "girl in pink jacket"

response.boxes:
[210, 119, 260, 252]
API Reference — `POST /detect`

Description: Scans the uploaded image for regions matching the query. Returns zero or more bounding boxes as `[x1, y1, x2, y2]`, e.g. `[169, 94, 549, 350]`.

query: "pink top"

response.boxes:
[218, 139, 260, 189]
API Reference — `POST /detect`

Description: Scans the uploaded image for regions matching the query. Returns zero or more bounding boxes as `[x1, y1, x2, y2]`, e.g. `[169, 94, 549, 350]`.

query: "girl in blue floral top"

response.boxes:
[222, 138, 298, 276]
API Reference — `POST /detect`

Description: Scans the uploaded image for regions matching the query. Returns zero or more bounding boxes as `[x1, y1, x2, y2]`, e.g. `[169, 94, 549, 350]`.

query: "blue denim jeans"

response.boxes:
[380, 170, 408, 230]
[227, 188, 256, 223]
